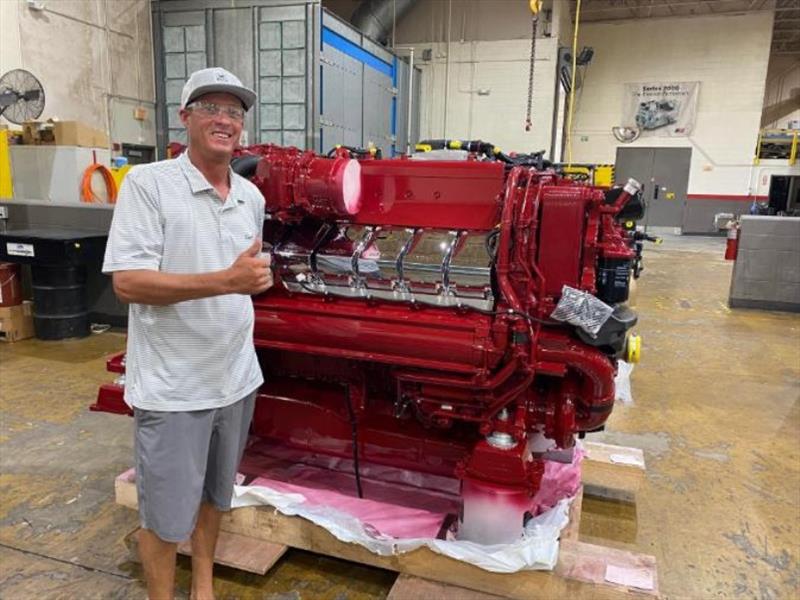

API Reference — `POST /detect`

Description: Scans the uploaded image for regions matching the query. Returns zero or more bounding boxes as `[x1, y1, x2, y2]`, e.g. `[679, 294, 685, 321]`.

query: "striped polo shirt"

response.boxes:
[103, 151, 265, 411]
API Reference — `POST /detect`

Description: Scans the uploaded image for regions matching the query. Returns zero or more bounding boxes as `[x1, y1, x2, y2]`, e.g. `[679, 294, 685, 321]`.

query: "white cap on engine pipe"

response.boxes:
[624, 178, 643, 196]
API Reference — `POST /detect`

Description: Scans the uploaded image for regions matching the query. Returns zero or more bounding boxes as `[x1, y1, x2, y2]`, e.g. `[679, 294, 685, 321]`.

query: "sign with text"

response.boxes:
[623, 82, 700, 137]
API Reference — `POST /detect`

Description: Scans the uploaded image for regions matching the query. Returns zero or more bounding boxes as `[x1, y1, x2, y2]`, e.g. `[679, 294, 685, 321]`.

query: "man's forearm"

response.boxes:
[113, 269, 233, 306]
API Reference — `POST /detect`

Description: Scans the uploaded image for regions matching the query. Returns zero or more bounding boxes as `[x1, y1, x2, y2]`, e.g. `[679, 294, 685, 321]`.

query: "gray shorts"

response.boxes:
[133, 391, 256, 543]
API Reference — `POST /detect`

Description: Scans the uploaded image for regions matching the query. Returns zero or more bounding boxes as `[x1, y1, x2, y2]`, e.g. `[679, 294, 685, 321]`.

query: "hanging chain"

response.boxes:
[525, 15, 538, 132]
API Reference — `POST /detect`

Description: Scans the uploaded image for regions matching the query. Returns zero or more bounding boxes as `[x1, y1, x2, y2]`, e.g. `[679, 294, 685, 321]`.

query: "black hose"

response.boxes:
[344, 385, 364, 499]
[417, 139, 552, 169]
[495, 150, 552, 170]
[463, 305, 558, 326]
[230, 154, 260, 178]
[485, 228, 500, 260]
[326, 145, 381, 159]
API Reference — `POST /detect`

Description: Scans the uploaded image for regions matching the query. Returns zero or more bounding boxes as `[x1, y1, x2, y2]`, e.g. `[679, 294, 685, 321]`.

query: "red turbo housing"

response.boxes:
[93, 144, 644, 544]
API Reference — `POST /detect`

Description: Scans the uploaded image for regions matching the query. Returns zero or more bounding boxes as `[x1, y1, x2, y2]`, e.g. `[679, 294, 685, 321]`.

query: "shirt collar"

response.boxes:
[178, 150, 214, 194]
[178, 150, 245, 208]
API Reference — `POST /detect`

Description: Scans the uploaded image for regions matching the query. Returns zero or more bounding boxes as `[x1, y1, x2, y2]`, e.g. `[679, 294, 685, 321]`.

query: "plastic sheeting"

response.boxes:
[550, 286, 614, 337]
[231, 484, 571, 573]
[615, 360, 635, 405]
[230, 440, 583, 573]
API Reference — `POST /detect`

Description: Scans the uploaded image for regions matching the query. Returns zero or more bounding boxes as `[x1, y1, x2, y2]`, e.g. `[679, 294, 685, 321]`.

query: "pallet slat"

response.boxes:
[561, 484, 584, 542]
[387, 573, 507, 600]
[582, 442, 646, 493]
[126, 528, 287, 575]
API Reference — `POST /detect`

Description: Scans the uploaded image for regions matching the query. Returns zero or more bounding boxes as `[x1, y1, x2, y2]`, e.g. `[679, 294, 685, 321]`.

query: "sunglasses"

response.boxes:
[188, 101, 246, 122]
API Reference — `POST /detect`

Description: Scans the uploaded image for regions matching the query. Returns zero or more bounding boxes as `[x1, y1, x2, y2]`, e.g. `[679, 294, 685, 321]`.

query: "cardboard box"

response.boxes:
[53, 120, 109, 148]
[22, 121, 55, 145]
[21, 120, 108, 148]
[0, 300, 34, 342]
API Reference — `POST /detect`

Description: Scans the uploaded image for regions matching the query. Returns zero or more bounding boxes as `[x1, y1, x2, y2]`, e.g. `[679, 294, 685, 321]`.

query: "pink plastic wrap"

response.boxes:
[248, 475, 448, 538]
[530, 447, 584, 515]
[238, 439, 583, 541]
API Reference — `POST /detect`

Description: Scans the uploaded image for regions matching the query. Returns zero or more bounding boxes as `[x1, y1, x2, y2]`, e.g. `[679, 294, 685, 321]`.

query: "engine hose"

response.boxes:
[326, 145, 381, 159]
[344, 386, 364, 499]
[416, 138, 552, 169]
[231, 154, 261, 178]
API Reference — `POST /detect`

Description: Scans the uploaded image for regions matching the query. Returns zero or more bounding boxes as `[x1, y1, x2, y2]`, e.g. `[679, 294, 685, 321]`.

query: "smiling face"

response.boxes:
[179, 92, 245, 163]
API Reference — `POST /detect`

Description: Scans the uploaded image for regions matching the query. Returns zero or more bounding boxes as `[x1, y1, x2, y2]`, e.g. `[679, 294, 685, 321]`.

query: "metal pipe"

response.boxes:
[443, 0, 452, 138]
[396, 356, 519, 390]
[496, 168, 525, 314]
[406, 47, 414, 154]
[351, 0, 416, 45]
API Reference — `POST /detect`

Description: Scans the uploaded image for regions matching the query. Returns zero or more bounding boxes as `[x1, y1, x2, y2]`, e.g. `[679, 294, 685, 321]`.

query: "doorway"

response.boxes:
[768, 175, 800, 215]
[615, 147, 692, 230]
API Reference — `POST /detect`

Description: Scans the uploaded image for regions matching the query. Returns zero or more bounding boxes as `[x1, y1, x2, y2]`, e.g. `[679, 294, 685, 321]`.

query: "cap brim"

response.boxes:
[185, 83, 256, 111]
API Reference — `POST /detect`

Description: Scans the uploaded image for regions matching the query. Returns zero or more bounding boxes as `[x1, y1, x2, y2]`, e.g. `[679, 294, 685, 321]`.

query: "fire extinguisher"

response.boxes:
[725, 221, 740, 261]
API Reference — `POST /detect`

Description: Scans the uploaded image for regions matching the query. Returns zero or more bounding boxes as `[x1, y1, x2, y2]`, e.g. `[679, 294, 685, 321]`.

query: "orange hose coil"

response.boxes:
[81, 163, 118, 204]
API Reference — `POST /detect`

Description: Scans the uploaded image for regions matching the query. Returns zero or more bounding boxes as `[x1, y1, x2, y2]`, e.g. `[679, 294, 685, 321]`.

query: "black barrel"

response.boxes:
[31, 265, 89, 339]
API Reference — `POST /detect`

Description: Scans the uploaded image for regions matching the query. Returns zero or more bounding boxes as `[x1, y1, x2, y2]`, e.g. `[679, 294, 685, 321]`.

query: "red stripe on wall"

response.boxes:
[686, 194, 767, 202]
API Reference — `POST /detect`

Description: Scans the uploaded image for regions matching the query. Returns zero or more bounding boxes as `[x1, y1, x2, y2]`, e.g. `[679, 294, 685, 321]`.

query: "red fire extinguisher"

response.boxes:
[725, 221, 740, 261]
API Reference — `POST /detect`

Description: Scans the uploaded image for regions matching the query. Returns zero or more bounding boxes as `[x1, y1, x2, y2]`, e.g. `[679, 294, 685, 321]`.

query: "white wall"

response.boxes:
[0, 0, 155, 147]
[568, 12, 793, 197]
[397, 38, 559, 157]
[392, 0, 568, 158]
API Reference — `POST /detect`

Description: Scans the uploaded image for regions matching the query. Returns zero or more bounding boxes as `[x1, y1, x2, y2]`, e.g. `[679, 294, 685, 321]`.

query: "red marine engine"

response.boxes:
[94, 140, 646, 545]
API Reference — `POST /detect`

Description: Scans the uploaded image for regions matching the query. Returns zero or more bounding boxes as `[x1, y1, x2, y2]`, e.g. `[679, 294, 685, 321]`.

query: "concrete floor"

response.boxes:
[0, 234, 798, 599]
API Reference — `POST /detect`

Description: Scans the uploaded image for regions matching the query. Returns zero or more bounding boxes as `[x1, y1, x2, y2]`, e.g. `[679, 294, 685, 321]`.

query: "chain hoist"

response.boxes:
[524, 0, 542, 132]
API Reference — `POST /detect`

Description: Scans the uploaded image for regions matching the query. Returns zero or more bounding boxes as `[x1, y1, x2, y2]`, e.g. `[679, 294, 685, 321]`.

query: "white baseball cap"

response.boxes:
[180, 67, 256, 111]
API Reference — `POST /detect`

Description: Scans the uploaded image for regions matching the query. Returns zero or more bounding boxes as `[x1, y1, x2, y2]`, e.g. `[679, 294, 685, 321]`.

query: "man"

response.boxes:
[103, 67, 271, 600]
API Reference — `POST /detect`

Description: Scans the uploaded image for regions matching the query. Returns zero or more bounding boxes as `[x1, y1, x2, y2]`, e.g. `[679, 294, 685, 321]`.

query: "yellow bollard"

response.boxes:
[0, 128, 13, 199]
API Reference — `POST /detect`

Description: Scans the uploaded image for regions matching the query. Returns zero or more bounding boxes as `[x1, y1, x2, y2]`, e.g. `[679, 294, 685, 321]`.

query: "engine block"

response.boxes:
[94, 142, 646, 544]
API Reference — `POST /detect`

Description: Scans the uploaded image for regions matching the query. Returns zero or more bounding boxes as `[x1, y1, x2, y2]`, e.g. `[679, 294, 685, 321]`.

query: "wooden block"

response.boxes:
[580, 493, 639, 545]
[116, 474, 287, 575]
[561, 485, 584, 542]
[126, 528, 287, 576]
[388, 574, 508, 600]
[556, 540, 658, 597]
[582, 442, 646, 493]
[176, 531, 286, 574]
[114, 468, 138, 510]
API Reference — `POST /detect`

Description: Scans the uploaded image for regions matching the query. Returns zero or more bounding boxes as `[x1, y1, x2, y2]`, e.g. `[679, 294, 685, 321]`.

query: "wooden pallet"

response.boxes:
[116, 441, 656, 600]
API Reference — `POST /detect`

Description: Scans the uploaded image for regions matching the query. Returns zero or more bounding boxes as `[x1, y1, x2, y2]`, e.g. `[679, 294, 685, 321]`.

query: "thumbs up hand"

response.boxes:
[226, 238, 273, 295]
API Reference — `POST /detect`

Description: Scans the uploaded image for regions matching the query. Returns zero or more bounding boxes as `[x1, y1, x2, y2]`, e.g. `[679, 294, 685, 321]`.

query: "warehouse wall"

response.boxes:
[325, 0, 540, 44]
[762, 55, 800, 129]
[570, 13, 772, 189]
[393, 38, 559, 157]
[0, 0, 154, 324]
[325, 0, 570, 157]
[388, 0, 570, 158]
[327, 1, 793, 233]
[565, 11, 799, 232]
[0, 0, 155, 147]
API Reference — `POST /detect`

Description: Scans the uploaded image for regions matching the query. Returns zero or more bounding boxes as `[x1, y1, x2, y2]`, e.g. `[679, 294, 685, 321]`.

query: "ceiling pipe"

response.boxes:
[351, 0, 417, 46]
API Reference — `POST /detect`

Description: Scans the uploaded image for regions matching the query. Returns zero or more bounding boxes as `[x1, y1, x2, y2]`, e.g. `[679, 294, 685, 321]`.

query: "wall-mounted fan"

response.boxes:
[0, 69, 45, 124]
